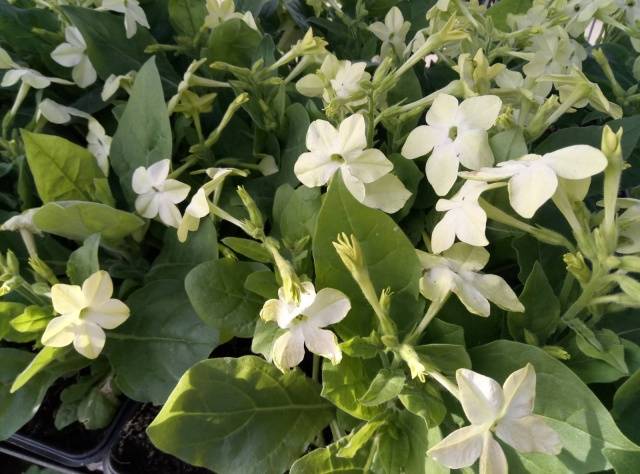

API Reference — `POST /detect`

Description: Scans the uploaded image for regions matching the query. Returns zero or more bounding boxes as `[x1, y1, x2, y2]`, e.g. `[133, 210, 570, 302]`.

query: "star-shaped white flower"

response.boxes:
[461, 145, 607, 219]
[98, 0, 150, 39]
[402, 94, 502, 196]
[42, 270, 130, 359]
[418, 243, 523, 317]
[428, 364, 562, 474]
[517, 27, 586, 78]
[1, 67, 72, 89]
[50, 26, 97, 88]
[432, 180, 491, 254]
[261, 282, 351, 371]
[295, 114, 409, 213]
[177, 167, 248, 242]
[296, 54, 370, 104]
[132, 159, 190, 228]
[368, 6, 411, 57]
[205, 0, 257, 29]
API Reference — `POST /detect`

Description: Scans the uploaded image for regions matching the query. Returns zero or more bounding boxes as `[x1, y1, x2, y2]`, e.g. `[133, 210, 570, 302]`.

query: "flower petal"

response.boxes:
[272, 328, 305, 370]
[361, 174, 411, 213]
[345, 148, 392, 183]
[296, 74, 324, 97]
[456, 368, 504, 424]
[161, 179, 191, 204]
[427, 424, 485, 469]
[426, 94, 459, 129]
[72, 56, 97, 88]
[452, 277, 491, 317]
[302, 326, 342, 364]
[479, 432, 508, 474]
[51, 43, 83, 67]
[135, 192, 160, 219]
[455, 129, 494, 170]
[72, 321, 106, 359]
[543, 145, 607, 179]
[157, 201, 182, 228]
[454, 205, 489, 248]
[306, 119, 338, 154]
[341, 168, 366, 202]
[338, 114, 367, 155]
[421, 266, 457, 302]
[85, 299, 129, 330]
[508, 163, 558, 218]
[304, 288, 350, 327]
[501, 363, 536, 419]
[495, 415, 562, 455]
[294, 152, 339, 187]
[401, 125, 445, 159]
[443, 242, 489, 271]
[426, 142, 459, 196]
[82, 270, 113, 306]
[147, 159, 171, 187]
[51, 284, 85, 314]
[41, 315, 76, 348]
[431, 211, 457, 255]
[131, 167, 153, 194]
[474, 274, 524, 313]
[456, 95, 502, 131]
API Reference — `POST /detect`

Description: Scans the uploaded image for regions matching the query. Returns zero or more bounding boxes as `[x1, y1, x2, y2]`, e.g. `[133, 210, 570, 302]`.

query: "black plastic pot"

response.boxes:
[103, 404, 211, 474]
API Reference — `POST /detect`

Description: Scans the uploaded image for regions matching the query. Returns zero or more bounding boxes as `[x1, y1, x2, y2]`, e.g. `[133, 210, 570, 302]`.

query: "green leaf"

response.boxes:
[77, 386, 120, 430]
[470, 340, 640, 473]
[207, 19, 262, 67]
[11, 346, 70, 393]
[9, 305, 52, 334]
[0, 347, 88, 441]
[321, 354, 383, 421]
[110, 57, 173, 206]
[372, 415, 410, 473]
[244, 270, 278, 299]
[313, 175, 423, 338]
[612, 369, 640, 445]
[33, 201, 145, 243]
[575, 328, 628, 375]
[359, 369, 406, 406]
[147, 219, 218, 281]
[341, 333, 383, 359]
[273, 104, 310, 186]
[222, 237, 271, 263]
[490, 128, 528, 163]
[414, 344, 471, 374]
[273, 184, 321, 242]
[66, 233, 100, 285]
[63, 6, 178, 92]
[168, 0, 206, 36]
[185, 259, 267, 339]
[487, 0, 532, 31]
[0, 302, 25, 339]
[512, 234, 566, 290]
[147, 356, 333, 474]
[422, 318, 465, 346]
[508, 262, 560, 344]
[250, 318, 282, 360]
[291, 438, 370, 473]
[22, 130, 106, 203]
[338, 421, 385, 458]
[106, 279, 219, 405]
[398, 380, 446, 428]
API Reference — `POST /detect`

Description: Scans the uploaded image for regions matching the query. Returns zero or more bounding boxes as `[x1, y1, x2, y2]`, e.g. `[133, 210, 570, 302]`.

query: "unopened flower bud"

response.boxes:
[563, 252, 591, 285]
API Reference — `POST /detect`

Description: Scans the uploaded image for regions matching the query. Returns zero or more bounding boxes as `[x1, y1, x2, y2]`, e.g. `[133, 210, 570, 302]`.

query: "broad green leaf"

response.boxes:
[612, 369, 640, 445]
[222, 237, 271, 263]
[185, 259, 267, 339]
[422, 318, 465, 346]
[512, 235, 566, 290]
[22, 131, 106, 203]
[574, 328, 628, 375]
[66, 234, 100, 285]
[0, 302, 24, 339]
[63, 6, 178, 92]
[398, 380, 446, 428]
[414, 344, 471, 374]
[9, 305, 52, 334]
[110, 57, 173, 206]
[491, 128, 528, 163]
[290, 438, 369, 473]
[321, 354, 383, 421]
[338, 421, 385, 458]
[488, 0, 532, 30]
[359, 369, 406, 406]
[168, 0, 206, 36]
[0, 347, 88, 441]
[147, 219, 218, 281]
[508, 262, 560, 344]
[313, 175, 423, 339]
[207, 19, 262, 67]
[341, 333, 383, 359]
[250, 318, 282, 360]
[276, 104, 310, 186]
[106, 279, 219, 405]
[33, 201, 145, 243]
[470, 340, 640, 473]
[11, 346, 70, 393]
[77, 386, 119, 430]
[272, 184, 321, 242]
[244, 270, 278, 299]
[147, 356, 333, 474]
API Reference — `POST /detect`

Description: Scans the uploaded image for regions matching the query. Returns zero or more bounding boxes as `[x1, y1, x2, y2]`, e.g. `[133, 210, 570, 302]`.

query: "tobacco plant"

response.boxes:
[1, 0, 640, 473]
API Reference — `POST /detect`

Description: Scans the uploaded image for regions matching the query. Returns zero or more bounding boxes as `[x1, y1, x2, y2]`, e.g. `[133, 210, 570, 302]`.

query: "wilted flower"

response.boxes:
[42, 270, 130, 359]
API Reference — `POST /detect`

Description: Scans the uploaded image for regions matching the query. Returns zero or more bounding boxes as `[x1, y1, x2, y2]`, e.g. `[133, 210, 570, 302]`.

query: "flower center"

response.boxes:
[448, 126, 458, 141]
[330, 153, 345, 164]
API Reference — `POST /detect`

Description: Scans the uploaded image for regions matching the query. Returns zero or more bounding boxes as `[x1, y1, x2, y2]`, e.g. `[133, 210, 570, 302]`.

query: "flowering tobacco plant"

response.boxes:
[1, 0, 640, 472]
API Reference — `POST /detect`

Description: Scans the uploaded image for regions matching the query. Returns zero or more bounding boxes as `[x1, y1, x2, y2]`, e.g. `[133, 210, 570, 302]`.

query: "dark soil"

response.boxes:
[19, 378, 109, 454]
[108, 405, 211, 474]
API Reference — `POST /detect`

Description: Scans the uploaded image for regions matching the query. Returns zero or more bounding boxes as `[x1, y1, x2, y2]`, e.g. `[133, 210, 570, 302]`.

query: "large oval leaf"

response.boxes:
[147, 356, 333, 474]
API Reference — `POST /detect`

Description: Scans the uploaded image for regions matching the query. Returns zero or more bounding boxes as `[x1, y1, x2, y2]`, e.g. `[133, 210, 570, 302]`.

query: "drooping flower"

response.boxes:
[368, 6, 411, 57]
[418, 243, 523, 317]
[132, 159, 190, 228]
[295, 114, 410, 213]
[101, 70, 135, 101]
[401, 94, 502, 196]
[461, 145, 607, 218]
[204, 0, 257, 29]
[260, 282, 350, 371]
[37, 98, 89, 124]
[98, 0, 150, 39]
[431, 180, 491, 254]
[42, 270, 130, 359]
[50, 26, 97, 88]
[428, 364, 562, 474]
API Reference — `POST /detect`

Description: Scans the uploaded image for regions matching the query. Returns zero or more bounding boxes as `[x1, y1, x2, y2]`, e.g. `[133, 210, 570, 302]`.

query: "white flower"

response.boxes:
[401, 94, 502, 196]
[428, 364, 562, 474]
[37, 98, 89, 124]
[50, 26, 97, 88]
[260, 282, 350, 371]
[461, 145, 607, 219]
[1, 208, 41, 235]
[41, 270, 130, 359]
[494, 69, 551, 104]
[518, 27, 586, 78]
[432, 180, 491, 254]
[132, 159, 190, 228]
[101, 70, 135, 101]
[617, 0, 640, 24]
[257, 155, 278, 176]
[296, 54, 370, 104]
[1, 67, 71, 89]
[87, 118, 112, 176]
[98, 0, 150, 39]
[368, 6, 411, 57]
[205, 0, 257, 29]
[295, 114, 410, 213]
[564, 0, 616, 37]
[177, 167, 248, 242]
[418, 243, 523, 317]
